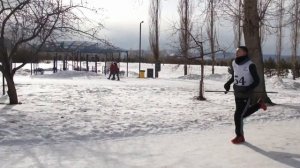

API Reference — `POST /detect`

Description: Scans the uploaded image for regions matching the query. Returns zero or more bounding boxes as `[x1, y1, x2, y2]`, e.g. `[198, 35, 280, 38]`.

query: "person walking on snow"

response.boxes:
[108, 62, 116, 80]
[224, 46, 267, 144]
[114, 62, 120, 81]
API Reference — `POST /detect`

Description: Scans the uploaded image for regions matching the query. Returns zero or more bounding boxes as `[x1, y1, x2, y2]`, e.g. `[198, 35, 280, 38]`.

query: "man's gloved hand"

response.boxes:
[224, 82, 230, 92]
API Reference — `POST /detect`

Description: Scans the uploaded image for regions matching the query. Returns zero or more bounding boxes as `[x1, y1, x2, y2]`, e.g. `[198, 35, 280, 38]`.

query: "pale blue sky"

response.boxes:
[79, 0, 292, 55]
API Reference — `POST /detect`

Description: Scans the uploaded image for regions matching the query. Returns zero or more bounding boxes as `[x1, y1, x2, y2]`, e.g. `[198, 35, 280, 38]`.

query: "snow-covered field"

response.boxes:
[0, 62, 299, 168]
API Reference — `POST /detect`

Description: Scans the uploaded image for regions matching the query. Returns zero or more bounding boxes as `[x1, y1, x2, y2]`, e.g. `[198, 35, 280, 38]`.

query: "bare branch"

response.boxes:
[1, 0, 30, 38]
[12, 62, 26, 75]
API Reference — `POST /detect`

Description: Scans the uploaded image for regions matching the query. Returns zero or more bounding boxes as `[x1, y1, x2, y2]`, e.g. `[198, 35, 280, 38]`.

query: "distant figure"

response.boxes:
[107, 62, 120, 81]
[224, 46, 267, 144]
[114, 62, 120, 81]
[107, 62, 115, 80]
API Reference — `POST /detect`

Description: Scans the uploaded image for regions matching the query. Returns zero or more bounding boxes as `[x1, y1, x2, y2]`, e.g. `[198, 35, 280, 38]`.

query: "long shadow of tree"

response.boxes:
[278, 104, 300, 112]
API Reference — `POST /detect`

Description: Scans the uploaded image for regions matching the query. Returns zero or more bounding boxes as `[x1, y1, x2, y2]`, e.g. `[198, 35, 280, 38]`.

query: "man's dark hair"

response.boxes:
[238, 46, 248, 53]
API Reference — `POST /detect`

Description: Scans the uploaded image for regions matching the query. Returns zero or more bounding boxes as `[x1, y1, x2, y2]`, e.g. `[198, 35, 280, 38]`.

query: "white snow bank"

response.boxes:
[205, 73, 229, 81]
[177, 73, 228, 81]
[269, 76, 300, 90]
[178, 74, 201, 80]
[31, 71, 101, 79]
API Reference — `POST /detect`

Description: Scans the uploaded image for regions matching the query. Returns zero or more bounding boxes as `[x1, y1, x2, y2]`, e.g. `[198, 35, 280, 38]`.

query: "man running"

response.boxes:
[224, 46, 267, 144]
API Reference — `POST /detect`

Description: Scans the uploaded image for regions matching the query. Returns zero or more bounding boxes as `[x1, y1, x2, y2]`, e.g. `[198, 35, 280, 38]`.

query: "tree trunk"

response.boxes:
[292, 0, 299, 80]
[276, 0, 284, 76]
[149, 0, 160, 78]
[237, 0, 242, 46]
[155, 0, 160, 64]
[5, 73, 18, 104]
[0, 38, 18, 104]
[178, 0, 192, 76]
[198, 43, 206, 100]
[209, 0, 215, 74]
[243, 0, 272, 104]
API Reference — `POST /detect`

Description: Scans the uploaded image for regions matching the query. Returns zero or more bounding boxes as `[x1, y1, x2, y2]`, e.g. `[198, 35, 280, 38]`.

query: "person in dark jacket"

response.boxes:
[224, 46, 267, 144]
[114, 62, 120, 81]
[107, 62, 115, 80]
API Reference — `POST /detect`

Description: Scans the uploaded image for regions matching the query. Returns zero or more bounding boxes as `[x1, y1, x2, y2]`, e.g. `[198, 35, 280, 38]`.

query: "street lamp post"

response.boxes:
[139, 21, 144, 77]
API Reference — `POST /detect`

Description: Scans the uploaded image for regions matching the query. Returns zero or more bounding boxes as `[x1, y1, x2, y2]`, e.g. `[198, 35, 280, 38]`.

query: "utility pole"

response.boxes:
[139, 21, 144, 77]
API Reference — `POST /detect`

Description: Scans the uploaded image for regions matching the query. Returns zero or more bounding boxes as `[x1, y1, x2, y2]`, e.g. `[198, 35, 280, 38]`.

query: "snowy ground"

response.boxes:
[0, 62, 300, 168]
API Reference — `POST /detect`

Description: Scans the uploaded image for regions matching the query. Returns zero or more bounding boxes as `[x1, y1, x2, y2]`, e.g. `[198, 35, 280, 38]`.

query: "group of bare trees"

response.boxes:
[178, 0, 193, 76]
[227, 0, 299, 79]
[171, 0, 299, 102]
[271, 0, 300, 79]
[290, 0, 300, 80]
[175, 0, 220, 75]
[275, 0, 285, 67]
[0, 0, 104, 104]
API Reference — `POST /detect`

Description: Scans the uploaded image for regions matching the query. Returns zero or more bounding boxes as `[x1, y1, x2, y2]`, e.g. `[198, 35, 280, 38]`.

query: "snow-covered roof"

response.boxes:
[42, 40, 127, 53]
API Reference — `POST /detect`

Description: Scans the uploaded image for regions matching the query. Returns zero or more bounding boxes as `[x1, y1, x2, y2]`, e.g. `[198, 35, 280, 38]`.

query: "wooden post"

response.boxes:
[55, 55, 57, 73]
[105, 53, 107, 75]
[65, 54, 68, 70]
[53, 53, 57, 73]
[76, 51, 79, 70]
[95, 55, 98, 73]
[31, 62, 33, 75]
[79, 52, 82, 71]
[63, 54, 66, 71]
[72, 52, 74, 70]
[86, 54, 89, 71]
[126, 51, 129, 77]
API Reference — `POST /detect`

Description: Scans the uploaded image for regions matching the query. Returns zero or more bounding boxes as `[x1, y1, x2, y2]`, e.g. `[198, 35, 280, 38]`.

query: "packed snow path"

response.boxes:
[0, 120, 299, 168]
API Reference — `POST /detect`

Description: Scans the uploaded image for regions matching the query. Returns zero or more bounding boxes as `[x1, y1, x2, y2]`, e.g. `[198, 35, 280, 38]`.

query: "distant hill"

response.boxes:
[135, 49, 299, 62]
[210, 52, 299, 61]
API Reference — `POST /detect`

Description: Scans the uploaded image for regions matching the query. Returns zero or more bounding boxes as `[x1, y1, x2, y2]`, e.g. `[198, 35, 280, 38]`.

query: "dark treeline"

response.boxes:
[264, 57, 300, 78]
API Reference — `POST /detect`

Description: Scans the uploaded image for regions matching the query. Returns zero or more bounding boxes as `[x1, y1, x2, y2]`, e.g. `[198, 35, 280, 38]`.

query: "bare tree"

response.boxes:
[243, 0, 273, 103]
[0, 0, 103, 104]
[149, 0, 161, 78]
[290, 0, 300, 80]
[197, 41, 205, 100]
[206, 0, 218, 74]
[275, 0, 285, 76]
[184, 29, 206, 100]
[188, 36, 224, 101]
[234, 0, 243, 47]
[178, 0, 193, 75]
[220, 0, 244, 47]
[222, 0, 274, 46]
[171, 20, 224, 100]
